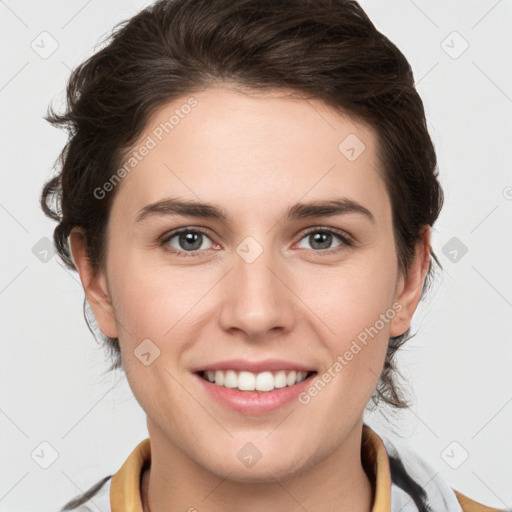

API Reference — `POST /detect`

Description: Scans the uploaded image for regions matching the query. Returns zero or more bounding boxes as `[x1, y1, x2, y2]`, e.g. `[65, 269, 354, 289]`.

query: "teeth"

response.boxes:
[286, 370, 297, 386]
[214, 370, 224, 386]
[274, 370, 287, 389]
[201, 369, 311, 392]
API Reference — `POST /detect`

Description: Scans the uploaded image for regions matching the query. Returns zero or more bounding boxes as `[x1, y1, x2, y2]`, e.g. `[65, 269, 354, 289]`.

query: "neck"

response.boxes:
[141, 420, 374, 512]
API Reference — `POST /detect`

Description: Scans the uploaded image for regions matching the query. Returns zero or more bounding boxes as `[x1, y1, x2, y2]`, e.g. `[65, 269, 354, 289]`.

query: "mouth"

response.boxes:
[196, 369, 318, 393]
[193, 361, 319, 414]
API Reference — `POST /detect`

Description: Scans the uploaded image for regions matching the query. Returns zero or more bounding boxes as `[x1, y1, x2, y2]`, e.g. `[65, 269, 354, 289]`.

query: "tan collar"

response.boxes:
[110, 425, 394, 512]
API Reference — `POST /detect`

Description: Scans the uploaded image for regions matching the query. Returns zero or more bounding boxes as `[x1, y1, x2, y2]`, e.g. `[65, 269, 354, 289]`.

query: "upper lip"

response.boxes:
[192, 359, 316, 373]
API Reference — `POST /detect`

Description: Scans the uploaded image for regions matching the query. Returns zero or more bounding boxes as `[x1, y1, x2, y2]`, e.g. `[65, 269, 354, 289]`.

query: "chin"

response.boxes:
[201, 448, 313, 484]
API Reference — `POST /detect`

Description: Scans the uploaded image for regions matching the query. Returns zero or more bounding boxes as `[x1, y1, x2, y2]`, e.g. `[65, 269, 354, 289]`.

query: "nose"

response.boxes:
[218, 241, 296, 341]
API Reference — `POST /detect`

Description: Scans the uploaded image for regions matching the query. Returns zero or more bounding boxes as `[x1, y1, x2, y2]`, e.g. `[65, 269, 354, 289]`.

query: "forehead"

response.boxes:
[110, 84, 389, 225]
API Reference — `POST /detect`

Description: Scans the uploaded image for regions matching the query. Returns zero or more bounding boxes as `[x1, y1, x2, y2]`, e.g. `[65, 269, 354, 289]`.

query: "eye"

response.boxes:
[159, 226, 353, 257]
[296, 228, 353, 253]
[160, 228, 215, 256]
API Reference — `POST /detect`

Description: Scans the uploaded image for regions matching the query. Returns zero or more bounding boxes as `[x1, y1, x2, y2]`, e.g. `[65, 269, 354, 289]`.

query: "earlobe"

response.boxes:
[389, 226, 431, 338]
[69, 227, 119, 339]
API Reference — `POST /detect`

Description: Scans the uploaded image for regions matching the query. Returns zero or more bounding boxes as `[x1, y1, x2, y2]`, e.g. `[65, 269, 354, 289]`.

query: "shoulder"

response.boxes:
[381, 434, 505, 512]
[60, 438, 150, 511]
[59, 474, 112, 511]
[454, 489, 508, 512]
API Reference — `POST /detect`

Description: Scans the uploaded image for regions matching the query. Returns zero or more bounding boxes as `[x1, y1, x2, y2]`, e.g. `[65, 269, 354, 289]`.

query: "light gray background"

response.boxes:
[1, 0, 511, 510]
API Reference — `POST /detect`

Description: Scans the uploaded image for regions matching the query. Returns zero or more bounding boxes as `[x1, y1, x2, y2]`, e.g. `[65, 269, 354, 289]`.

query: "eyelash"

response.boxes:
[159, 226, 354, 258]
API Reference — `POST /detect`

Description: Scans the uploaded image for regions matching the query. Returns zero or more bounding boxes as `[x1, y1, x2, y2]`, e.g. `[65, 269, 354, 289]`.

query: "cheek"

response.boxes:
[305, 253, 398, 343]
[300, 252, 397, 396]
[107, 247, 211, 345]
[106, 255, 203, 420]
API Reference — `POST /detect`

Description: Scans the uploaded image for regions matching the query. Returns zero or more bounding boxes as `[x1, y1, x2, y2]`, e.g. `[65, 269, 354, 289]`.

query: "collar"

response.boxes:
[110, 424, 391, 512]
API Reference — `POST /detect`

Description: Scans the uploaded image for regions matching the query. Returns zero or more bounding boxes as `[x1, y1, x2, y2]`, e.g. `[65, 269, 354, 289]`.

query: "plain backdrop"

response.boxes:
[1, 0, 511, 510]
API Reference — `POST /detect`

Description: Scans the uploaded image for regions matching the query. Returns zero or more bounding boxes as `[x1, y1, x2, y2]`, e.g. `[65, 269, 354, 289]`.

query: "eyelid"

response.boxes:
[159, 226, 215, 255]
[298, 226, 354, 245]
[160, 226, 212, 241]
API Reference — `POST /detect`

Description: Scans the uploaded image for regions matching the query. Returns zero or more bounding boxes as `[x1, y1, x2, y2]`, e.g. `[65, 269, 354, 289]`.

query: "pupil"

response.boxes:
[311, 232, 331, 250]
[180, 232, 202, 251]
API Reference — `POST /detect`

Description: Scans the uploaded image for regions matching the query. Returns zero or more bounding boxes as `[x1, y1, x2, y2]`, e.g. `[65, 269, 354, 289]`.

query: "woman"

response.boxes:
[41, 0, 504, 510]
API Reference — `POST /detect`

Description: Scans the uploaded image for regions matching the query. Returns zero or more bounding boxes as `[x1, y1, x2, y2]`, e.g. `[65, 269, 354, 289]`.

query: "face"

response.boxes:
[72, 84, 429, 482]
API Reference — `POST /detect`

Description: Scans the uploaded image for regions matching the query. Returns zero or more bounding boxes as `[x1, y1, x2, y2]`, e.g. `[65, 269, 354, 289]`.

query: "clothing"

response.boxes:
[63, 424, 505, 511]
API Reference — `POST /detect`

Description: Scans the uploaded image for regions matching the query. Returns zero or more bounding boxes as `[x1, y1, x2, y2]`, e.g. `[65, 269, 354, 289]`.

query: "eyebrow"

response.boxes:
[135, 197, 375, 224]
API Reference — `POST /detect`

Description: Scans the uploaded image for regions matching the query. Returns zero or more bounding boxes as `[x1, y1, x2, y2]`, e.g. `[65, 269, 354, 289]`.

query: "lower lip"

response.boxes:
[194, 372, 316, 415]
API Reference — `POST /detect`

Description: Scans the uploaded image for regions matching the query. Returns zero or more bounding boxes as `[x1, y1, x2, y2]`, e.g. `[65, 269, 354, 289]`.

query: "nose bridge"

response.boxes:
[219, 234, 294, 336]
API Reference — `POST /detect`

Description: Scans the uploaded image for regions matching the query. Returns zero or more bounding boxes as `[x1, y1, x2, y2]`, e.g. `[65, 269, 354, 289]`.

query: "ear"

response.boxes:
[68, 227, 119, 339]
[389, 225, 431, 338]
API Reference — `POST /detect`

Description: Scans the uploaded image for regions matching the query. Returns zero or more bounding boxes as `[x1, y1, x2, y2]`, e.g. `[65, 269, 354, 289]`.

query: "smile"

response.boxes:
[197, 369, 315, 392]
[194, 367, 318, 414]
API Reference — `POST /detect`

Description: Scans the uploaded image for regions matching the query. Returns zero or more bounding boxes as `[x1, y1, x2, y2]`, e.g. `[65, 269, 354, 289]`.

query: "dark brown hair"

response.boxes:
[42, 0, 443, 413]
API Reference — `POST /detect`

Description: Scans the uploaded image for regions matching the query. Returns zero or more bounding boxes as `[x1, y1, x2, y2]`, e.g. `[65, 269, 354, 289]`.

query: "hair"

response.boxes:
[42, 0, 443, 410]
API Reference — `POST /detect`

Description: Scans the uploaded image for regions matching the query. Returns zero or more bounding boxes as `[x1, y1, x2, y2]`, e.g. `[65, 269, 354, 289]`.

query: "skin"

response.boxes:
[70, 84, 431, 512]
